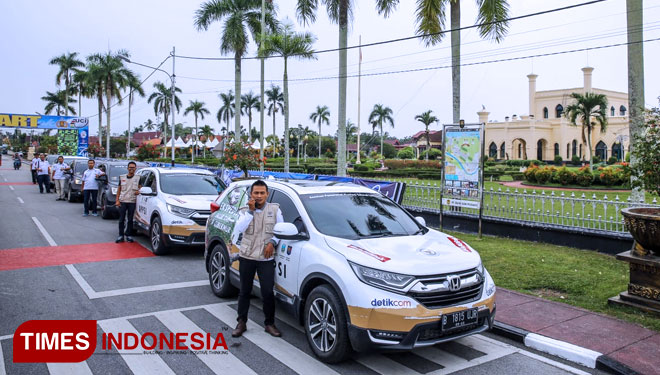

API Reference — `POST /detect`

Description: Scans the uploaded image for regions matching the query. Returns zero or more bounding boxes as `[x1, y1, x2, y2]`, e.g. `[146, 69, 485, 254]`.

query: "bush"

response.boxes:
[592, 155, 601, 164]
[397, 147, 414, 159]
[598, 168, 618, 186]
[554, 155, 563, 165]
[311, 167, 337, 175]
[575, 167, 594, 187]
[510, 172, 525, 181]
[419, 148, 442, 160]
[417, 172, 442, 180]
[523, 164, 539, 182]
[607, 156, 618, 165]
[354, 164, 370, 172]
[324, 151, 334, 158]
[625, 153, 630, 162]
[535, 168, 552, 184]
[384, 160, 441, 170]
[554, 167, 576, 185]
[137, 143, 160, 161]
[381, 142, 397, 158]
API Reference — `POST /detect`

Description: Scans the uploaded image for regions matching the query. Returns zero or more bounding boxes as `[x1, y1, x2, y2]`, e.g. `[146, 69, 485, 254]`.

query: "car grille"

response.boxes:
[192, 217, 208, 226]
[191, 210, 210, 226]
[408, 269, 483, 309]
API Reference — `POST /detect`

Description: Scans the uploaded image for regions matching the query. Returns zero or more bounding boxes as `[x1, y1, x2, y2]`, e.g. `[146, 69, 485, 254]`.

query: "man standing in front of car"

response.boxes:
[232, 180, 283, 338]
[114, 161, 141, 243]
[81, 159, 104, 217]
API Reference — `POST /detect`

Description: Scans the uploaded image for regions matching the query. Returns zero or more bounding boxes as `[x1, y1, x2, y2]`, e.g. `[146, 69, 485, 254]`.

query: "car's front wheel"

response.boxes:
[208, 244, 238, 298]
[67, 186, 76, 203]
[304, 285, 352, 363]
[149, 216, 168, 255]
[101, 194, 112, 219]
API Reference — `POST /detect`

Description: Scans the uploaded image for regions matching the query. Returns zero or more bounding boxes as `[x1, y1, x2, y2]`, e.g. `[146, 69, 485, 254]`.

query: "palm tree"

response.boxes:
[126, 75, 145, 156]
[296, 0, 399, 176]
[148, 81, 182, 147]
[265, 84, 284, 143]
[565, 92, 608, 171]
[368, 104, 394, 157]
[143, 119, 156, 131]
[199, 125, 215, 158]
[415, 110, 439, 160]
[217, 90, 235, 138]
[241, 91, 261, 142]
[42, 90, 77, 116]
[184, 100, 211, 161]
[72, 69, 94, 117]
[49, 52, 84, 116]
[85, 61, 105, 138]
[195, 0, 277, 140]
[262, 23, 316, 171]
[87, 50, 141, 157]
[310, 105, 330, 158]
[415, 0, 510, 123]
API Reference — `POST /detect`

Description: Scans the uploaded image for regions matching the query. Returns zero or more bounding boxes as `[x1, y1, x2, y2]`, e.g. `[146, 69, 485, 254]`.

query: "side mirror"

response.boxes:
[139, 187, 154, 196]
[415, 216, 427, 227]
[210, 201, 220, 213]
[274, 222, 308, 241]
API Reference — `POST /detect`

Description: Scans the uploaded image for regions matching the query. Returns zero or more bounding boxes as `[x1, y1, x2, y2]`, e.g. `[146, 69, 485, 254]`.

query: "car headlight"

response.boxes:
[350, 262, 415, 292]
[111, 187, 118, 195]
[484, 269, 496, 297]
[167, 204, 195, 217]
[477, 260, 484, 275]
[75, 178, 82, 184]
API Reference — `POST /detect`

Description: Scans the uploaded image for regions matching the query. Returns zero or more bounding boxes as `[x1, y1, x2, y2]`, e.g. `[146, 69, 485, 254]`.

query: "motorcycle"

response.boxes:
[13, 158, 21, 170]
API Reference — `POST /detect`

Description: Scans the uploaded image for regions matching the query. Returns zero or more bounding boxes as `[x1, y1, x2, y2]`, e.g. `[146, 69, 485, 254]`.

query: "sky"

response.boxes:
[1, 0, 659, 140]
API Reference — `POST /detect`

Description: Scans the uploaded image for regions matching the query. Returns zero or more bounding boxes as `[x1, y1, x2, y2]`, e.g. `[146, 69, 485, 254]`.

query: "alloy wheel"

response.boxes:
[307, 297, 337, 353]
[210, 251, 226, 290]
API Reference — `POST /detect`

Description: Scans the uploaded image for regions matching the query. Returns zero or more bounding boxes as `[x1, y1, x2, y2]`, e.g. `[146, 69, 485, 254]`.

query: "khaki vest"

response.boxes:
[238, 202, 280, 260]
[118, 174, 140, 203]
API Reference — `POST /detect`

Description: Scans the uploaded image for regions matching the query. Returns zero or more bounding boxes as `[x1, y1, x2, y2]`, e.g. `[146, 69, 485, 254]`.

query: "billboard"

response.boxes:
[0, 113, 89, 157]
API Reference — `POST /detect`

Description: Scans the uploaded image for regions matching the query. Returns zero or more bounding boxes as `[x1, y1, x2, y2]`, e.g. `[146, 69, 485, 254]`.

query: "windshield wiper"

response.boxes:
[360, 231, 393, 238]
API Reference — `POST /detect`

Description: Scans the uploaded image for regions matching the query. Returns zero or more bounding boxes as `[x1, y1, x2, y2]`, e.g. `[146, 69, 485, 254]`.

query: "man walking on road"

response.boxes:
[115, 161, 141, 243]
[51, 156, 70, 201]
[35, 154, 51, 194]
[232, 180, 283, 338]
[30, 155, 39, 184]
[81, 159, 104, 217]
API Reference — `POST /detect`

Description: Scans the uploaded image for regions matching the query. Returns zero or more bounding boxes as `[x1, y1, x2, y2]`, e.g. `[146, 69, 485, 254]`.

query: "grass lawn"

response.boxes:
[446, 230, 660, 332]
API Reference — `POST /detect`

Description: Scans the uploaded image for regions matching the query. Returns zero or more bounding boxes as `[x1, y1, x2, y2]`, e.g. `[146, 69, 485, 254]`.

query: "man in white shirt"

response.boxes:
[30, 155, 39, 184]
[51, 156, 70, 201]
[81, 159, 105, 217]
[35, 154, 51, 194]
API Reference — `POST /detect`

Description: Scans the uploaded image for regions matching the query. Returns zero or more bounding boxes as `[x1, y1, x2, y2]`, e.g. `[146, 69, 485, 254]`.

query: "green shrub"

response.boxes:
[354, 164, 370, 172]
[397, 147, 415, 159]
[625, 153, 630, 162]
[571, 155, 581, 165]
[418, 148, 442, 160]
[554, 167, 576, 185]
[324, 151, 334, 158]
[535, 168, 552, 184]
[417, 172, 442, 180]
[575, 167, 594, 187]
[523, 164, 539, 182]
[312, 167, 338, 175]
[607, 156, 618, 165]
[593, 155, 602, 164]
[384, 160, 441, 170]
[554, 155, 563, 165]
[510, 172, 525, 181]
[484, 172, 501, 181]
[598, 168, 618, 186]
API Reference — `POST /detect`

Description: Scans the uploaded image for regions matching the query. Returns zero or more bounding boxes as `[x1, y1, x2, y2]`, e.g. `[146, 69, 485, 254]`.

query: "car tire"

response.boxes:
[208, 244, 238, 298]
[149, 216, 168, 255]
[304, 285, 352, 363]
[101, 194, 112, 219]
[67, 187, 76, 203]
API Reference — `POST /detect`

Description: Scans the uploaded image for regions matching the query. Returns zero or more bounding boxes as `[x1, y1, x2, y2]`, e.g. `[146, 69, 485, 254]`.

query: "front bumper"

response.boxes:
[348, 306, 496, 352]
[162, 224, 206, 246]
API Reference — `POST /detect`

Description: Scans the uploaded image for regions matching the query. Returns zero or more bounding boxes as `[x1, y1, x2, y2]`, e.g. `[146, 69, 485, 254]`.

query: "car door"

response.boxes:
[96, 163, 108, 208]
[269, 189, 308, 304]
[135, 170, 155, 228]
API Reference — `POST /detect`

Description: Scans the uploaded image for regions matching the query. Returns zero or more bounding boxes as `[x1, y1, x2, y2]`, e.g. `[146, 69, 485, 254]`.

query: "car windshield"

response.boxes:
[109, 166, 128, 181]
[300, 193, 422, 240]
[74, 163, 88, 174]
[160, 173, 225, 195]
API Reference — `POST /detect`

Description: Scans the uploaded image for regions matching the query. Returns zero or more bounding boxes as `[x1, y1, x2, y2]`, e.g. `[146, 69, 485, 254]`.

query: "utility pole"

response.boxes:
[171, 46, 176, 167]
[627, 0, 645, 201]
[259, 0, 266, 171]
[127, 88, 132, 158]
[356, 35, 362, 164]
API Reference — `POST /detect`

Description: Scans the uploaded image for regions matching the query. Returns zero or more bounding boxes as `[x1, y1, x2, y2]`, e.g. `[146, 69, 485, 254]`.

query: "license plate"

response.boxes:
[442, 308, 478, 331]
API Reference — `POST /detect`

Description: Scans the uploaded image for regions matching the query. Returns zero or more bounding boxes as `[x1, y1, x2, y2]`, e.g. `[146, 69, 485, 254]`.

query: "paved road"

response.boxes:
[0, 155, 604, 375]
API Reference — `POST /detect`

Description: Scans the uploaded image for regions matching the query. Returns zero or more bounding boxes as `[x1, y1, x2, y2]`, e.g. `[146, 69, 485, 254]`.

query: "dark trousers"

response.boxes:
[237, 257, 276, 326]
[37, 174, 50, 193]
[31, 169, 37, 184]
[83, 189, 98, 214]
[118, 202, 136, 236]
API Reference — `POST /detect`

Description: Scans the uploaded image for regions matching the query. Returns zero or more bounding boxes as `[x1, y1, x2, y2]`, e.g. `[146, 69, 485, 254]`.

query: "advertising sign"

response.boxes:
[0, 113, 89, 156]
[57, 129, 78, 156]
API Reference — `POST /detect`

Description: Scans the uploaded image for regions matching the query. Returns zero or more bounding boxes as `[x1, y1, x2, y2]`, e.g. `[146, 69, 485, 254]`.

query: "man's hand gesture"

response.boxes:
[263, 243, 274, 258]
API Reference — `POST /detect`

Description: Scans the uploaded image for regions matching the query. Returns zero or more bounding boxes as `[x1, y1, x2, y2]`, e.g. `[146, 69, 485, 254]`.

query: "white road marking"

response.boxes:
[17, 197, 23, 203]
[0, 339, 6, 375]
[97, 319, 174, 375]
[46, 362, 93, 375]
[31, 217, 56, 246]
[205, 303, 342, 375]
[155, 310, 256, 375]
[356, 354, 423, 375]
[519, 350, 591, 375]
[64, 265, 97, 299]
[524, 333, 601, 369]
[421, 335, 517, 375]
[8, 186, 14, 191]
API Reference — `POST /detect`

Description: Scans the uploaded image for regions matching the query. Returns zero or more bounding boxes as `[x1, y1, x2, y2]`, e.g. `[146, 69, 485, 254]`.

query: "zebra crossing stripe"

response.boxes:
[46, 362, 93, 375]
[204, 303, 342, 375]
[418, 336, 516, 375]
[154, 310, 256, 375]
[0, 341, 6, 375]
[355, 354, 424, 375]
[97, 319, 174, 375]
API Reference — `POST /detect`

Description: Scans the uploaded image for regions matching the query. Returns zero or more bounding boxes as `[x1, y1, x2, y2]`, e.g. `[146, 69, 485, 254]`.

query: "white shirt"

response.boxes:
[52, 163, 69, 179]
[31, 158, 39, 170]
[36, 160, 50, 176]
[82, 168, 103, 190]
[235, 206, 284, 261]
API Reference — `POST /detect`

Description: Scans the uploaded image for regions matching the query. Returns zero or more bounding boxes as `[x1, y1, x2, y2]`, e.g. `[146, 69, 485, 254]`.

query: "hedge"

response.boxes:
[384, 160, 441, 170]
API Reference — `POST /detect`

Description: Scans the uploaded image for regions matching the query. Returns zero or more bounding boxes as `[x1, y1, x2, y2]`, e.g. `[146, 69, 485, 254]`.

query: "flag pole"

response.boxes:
[356, 35, 362, 164]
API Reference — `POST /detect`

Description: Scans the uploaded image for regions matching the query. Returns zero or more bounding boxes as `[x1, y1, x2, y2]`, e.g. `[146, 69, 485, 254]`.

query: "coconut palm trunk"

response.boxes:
[426, 128, 431, 161]
[451, 1, 460, 124]
[283, 58, 290, 172]
[318, 121, 322, 158]
[380, 122, 384, 158]
[194, 115, 198, 162]
[97, 83, 103, 140]
[336, 0, 348, 176]
[627, 0, 645, 201]
[105, 83, 112, 158]
[234, 53, 241, 139]
[64, 74, 70, 116]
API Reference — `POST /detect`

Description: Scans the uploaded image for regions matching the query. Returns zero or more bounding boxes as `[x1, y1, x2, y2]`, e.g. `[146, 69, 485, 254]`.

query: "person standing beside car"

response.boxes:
[30, 155, 39, 184]
[35, 154, 51, 194]
[51, 156, 70, 201]
[231, 180, 284, 338]
[114, 161, 141, 243]
[81, 159, 104, 217]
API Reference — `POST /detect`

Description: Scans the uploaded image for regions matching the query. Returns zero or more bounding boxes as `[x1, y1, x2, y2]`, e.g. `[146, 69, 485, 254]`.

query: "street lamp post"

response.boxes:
[304, 135, 308, 163]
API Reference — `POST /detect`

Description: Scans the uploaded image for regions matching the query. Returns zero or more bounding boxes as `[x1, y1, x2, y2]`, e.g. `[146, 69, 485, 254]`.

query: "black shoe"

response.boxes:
[115, 236, 124, 243]
[126, 236, 134, 243]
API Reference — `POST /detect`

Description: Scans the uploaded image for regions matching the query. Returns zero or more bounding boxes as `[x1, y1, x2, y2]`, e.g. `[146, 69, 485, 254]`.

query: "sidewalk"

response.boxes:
[493, 288, 658, 374]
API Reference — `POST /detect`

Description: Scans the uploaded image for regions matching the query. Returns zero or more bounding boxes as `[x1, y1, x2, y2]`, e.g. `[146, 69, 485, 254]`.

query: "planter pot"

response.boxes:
[621, 207, 660, 255]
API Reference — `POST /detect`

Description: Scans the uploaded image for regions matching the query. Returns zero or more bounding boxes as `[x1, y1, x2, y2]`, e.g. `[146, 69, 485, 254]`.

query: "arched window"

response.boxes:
[566, 143, 570, 159]
[554, 143, 559, 156]
[537, 139, 544, 160]
[572, 140, 577, 158]
[610, 106, 615, 116]
[612, 142, 622, 160]
[500, 142, 505, 159]
[579, 144, 582, 158]
[595, 141, 607, 160]
[489, 142, 497, 158]
[620, 105, 627, 116]
[543, 107, 549, 119]
[555, 104, 564, 118]
[518, 143, 522, 159]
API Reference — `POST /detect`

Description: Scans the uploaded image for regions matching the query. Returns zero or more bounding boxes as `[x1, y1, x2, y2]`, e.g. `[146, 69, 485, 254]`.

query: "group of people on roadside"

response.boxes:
[29, 153, 69, 199]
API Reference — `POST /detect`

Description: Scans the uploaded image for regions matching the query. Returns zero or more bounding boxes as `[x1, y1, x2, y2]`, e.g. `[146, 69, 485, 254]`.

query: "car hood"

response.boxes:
[324, 229, 481, 276]
[164, 194, 218, 211]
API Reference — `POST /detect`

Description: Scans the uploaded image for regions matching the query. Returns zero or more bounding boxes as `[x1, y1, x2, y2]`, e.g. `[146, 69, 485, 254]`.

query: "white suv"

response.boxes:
[134, 167, 226, 254]
[204, 180, 496, 363]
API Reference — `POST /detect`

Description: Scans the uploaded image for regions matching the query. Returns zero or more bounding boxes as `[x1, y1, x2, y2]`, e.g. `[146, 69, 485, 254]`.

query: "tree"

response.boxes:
[143, 119, 156, 131]
[627, 0, 645, 201]
[265, 84, 284, 146]
[296, 0, 399, 176]
[195, 0, 277, 140]
[415, 0, 510, 123]
[345, 119, 357, 143]
[199, 125, 215, 158]
[72, 68, 94, 117]
[310, 105, 330, 158]
[148, 81, 182, 148]
[184, 100, 211, 162]
[262, 23, 316, 172]
[217, 90, 235, 138]
[49, 52, 84, 116]
[241, 91, 261, 142]
[85, 61, 105, 138]
[415, 110, 438, 160]
[42, 90, 77, 116]
[564, 92, 608, 171]
[368, 104, 394, 158]
[126, 75, 145, 157]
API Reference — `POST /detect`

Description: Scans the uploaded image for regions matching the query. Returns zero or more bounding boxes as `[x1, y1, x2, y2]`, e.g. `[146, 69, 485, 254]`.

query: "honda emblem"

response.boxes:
[448, 275, 461, 291]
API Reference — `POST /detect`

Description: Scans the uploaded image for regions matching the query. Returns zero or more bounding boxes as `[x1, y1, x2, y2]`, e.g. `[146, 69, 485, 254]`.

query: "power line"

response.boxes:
[174, 0, 608, 61]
